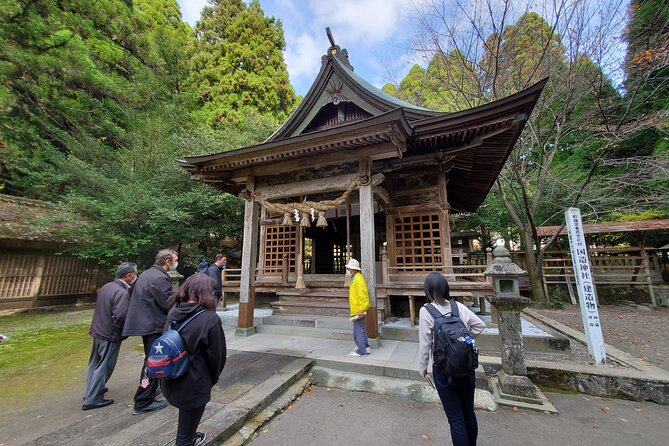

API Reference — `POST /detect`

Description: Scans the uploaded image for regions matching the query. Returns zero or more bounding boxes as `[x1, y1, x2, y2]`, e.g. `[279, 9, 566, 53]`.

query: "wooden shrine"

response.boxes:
[179, 31, 546, 338]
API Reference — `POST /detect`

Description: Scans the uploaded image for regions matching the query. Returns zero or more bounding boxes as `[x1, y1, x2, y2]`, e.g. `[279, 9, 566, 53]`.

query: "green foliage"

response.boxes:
[188, 0, 296, 127]
[0, 0, 293, 269]
[379, 51, 481, 112]
[625, 0, 669, 114]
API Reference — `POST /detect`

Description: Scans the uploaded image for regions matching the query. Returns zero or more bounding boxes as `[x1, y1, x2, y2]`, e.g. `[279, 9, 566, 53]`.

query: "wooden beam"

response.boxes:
[256, 174, 359, 200]
[211, 142, 400, 182]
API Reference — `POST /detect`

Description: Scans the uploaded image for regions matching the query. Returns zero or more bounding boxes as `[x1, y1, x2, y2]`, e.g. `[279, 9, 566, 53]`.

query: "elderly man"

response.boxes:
[123, 249, 178, 415]
[82, 262, 137, 410]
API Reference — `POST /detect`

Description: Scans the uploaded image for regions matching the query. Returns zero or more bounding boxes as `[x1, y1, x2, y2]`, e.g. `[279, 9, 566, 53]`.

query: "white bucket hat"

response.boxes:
[345, 259, 361, 270]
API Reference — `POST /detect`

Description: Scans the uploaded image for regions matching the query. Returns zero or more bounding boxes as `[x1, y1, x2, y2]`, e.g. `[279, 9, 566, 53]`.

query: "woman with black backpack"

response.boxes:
[418, 272, 486, 446]
[162, 273, 227, 446]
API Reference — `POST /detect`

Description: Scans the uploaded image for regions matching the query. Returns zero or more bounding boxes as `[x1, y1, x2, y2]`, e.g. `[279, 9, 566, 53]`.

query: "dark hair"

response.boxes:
[215, 253, 225, 262]
[155, 249, 177, 267]
[115, 262, 137, 279]
[169, 273, 216, 310]
[424, 272, 450, 306]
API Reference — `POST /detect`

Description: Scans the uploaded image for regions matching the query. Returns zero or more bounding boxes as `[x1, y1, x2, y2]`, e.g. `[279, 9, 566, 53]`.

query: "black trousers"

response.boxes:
[175, 405, 206, 446]
[133, 333, 161, 409]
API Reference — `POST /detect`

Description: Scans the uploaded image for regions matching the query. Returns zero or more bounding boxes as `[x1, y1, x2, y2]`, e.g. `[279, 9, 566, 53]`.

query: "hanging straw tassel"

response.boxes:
[300, 213, 310, 227]
[282, 213, 292, 225]
[316, 211, 327, 228]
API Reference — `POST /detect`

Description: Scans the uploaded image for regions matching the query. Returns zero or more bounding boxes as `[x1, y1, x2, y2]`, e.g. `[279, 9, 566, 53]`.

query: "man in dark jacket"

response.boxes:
[205, 253, 226, 304]
[82, 262, 137, 410]
[123, 249, 178, 415]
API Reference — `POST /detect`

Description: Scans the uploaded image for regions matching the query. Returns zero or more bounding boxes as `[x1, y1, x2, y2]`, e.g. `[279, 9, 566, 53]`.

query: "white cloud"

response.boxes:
[177, 0, 208, 26]
[284, 32, 324, 92]
[308, 0, 413, 46]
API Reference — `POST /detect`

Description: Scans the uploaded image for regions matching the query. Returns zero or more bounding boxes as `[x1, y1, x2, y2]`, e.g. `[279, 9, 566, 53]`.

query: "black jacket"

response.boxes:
[205, 264, 223, 302]
[122, 265, 172, 336]
[89, 279, 130, 343]
[160, 303, 226, 409]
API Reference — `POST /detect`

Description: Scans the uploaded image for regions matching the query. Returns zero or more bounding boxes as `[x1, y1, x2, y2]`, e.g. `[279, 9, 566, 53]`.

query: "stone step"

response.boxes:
[262, 314, 353, 330]
[276, 289, 347, 297]
[255, 323, 354, 341]
[273, 294, 348, 303]
[26, 353, 313, 446]
[380, 324, 570, 354]
[271, 299, 350, 317]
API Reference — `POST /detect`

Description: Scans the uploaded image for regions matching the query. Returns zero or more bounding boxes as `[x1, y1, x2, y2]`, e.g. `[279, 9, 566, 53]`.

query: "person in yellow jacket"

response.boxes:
[346, 259, 371, 357]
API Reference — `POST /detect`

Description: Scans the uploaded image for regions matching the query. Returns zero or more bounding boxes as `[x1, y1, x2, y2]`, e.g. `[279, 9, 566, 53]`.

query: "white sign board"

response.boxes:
[565, 207, 606, 365]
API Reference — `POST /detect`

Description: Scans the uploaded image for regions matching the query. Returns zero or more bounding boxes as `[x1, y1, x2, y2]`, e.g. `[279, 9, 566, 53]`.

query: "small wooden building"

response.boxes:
[179, 36, 545, 337]
[0, 194, 103, 310]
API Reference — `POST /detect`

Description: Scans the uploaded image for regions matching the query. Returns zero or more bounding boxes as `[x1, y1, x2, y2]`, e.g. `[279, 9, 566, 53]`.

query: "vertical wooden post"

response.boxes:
[295, 227, 306, 288]
[282, 253, 289, 284]
[438, 167, 453, 279]
[238, 176, 260, 336]
[220, 267, 227, 308]
[344, 201, 351, 287]
[359, 159, 378, 340]
[258, 206, 268, 275]
[641, 249, 657, 307]
[30, 256, 46, 308]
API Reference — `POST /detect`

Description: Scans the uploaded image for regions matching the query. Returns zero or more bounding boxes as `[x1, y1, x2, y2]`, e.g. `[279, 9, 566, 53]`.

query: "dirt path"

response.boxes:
[533, 304, 669, 371]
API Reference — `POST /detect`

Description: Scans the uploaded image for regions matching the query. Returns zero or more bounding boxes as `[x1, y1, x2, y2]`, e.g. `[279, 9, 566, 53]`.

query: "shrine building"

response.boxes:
[179, 32, 546, 339]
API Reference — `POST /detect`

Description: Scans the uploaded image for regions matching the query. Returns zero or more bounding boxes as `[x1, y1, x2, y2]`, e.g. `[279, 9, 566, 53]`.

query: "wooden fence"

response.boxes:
[0, 253, 102, 309]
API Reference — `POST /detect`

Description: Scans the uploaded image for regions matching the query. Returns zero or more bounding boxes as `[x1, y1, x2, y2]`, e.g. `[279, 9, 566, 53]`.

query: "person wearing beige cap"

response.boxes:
[345, 259, 371, 356]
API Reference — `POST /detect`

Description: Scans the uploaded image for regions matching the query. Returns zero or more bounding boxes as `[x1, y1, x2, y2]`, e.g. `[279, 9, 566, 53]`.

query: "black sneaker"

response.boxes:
[193, 432, 206, 446]
[132, 399, 167, 415]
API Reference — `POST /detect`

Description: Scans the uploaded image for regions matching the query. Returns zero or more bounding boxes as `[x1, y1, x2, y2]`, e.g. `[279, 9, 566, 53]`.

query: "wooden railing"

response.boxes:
[541, 247, 658, 305]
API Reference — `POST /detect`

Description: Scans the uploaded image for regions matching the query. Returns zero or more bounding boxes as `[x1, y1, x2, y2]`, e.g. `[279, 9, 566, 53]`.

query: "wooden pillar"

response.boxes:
[438, 166, 453, 278]
[359, 158, 378, 340]
[295, 227, 306, 288]
[641, 249, 657, 307]
[237, 176, 260, 336]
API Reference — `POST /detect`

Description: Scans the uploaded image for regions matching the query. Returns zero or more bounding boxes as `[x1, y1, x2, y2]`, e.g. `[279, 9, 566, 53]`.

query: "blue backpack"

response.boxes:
[146, 309, 207, 379]
[196, 260, 210, 273]
[425, 301, 479, 377]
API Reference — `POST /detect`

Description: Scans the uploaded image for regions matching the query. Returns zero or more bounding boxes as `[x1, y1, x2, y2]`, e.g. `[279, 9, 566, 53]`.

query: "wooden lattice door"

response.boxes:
[263, 225, 298, 273]
[393, 212, 444, 271]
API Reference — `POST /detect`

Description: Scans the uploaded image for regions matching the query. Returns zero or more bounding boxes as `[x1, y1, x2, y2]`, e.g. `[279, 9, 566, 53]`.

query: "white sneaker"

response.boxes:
[366, 347, 371, 354]
[349, 351, 364, 357]
[193, 432, 206, 446]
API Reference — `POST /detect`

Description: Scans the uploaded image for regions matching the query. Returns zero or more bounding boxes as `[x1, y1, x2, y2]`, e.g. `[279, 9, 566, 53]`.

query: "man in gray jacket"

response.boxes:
[122, 249, 178, 415]
[82, 262, 137, 410]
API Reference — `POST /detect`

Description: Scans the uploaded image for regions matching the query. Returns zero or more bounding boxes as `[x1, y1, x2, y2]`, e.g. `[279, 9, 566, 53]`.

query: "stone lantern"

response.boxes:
[484, 246, 547, 408]
[168, 269, 183, 293]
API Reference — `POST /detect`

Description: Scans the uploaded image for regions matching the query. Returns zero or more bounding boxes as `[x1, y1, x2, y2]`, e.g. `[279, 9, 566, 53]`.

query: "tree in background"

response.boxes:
[383, 50, 480, 111]
[188, 0, 296, 127]
[0, 0, 288, 269]
[401, 0, 667, 303]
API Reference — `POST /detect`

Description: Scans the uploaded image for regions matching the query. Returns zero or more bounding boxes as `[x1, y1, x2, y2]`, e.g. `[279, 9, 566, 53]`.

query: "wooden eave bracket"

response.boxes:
[389, 122, 408, 159]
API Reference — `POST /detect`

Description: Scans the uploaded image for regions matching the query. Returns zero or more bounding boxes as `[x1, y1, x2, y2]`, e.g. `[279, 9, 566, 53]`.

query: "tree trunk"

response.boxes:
[521, 232, 547, 304]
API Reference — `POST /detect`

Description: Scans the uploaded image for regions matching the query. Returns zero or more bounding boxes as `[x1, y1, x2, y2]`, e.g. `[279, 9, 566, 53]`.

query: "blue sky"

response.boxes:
[175, 1, 629, 97]
[176, 0, 417, 96]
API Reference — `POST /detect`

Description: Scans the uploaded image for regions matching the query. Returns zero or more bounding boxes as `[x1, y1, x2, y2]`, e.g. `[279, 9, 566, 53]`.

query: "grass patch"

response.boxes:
[0, 310, 93, 407]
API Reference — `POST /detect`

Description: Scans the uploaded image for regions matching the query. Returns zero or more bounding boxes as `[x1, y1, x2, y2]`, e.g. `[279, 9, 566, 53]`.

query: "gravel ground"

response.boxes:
[533, 304, 669, 371]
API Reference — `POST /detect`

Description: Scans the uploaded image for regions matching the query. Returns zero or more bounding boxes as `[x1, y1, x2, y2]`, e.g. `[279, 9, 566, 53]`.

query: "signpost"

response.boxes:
[565, 207, 606, 365]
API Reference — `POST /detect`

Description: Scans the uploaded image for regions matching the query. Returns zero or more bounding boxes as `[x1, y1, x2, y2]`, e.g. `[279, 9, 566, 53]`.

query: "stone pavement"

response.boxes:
[6, 306, 669, 445]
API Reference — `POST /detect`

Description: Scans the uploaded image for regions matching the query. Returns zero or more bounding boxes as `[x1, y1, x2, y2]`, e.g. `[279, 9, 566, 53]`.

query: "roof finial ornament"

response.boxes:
[323, 27, 353, 70]
[326, 27, 336, 47]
